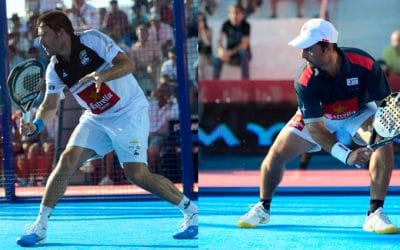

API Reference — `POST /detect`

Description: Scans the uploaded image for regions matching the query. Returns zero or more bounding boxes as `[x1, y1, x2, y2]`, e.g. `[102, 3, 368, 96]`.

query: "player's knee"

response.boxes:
[261, 147, 286, 172]
[123, 163, 149, 184]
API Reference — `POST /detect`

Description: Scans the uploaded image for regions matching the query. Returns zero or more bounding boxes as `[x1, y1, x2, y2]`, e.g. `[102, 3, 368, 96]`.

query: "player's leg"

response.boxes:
[114, 107, 197, 239]
[237, 112, 318, 228]
[345, 105, 398, 233]
[364, 142, 397, 233]
[17, 116, 106, 247]
[16, 146, 97, 246]
[122, 162, 198, 239]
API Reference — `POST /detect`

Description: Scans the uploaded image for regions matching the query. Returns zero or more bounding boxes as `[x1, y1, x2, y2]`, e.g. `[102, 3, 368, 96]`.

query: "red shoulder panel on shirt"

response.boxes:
[298, 66, 313, 86]
[345, 52, 374, 70]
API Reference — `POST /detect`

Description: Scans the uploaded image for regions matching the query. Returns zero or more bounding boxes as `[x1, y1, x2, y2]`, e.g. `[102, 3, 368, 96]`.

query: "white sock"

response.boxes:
[177, 196, 198, 215]
[34, 204, 53, 229]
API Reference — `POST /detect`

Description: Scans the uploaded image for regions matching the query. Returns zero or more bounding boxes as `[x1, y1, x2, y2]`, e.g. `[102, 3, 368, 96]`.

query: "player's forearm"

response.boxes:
[97, 52, 134, 82]
[305, 121, 337, 152]
[35, 94, 59, 124]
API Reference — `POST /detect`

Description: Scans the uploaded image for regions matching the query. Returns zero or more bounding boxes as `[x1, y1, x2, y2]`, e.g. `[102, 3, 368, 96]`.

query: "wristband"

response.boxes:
[330, 142, 352, 165]
[30, 118, 45, 136]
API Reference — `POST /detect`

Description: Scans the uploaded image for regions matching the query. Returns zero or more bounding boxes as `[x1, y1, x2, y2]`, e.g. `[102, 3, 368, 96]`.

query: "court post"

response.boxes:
[0, 1, 16, 201]
[173, 0, 196, 200]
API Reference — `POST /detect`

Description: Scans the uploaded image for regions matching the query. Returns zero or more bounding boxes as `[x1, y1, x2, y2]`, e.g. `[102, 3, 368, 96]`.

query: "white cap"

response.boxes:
[288, 19, 338, 49]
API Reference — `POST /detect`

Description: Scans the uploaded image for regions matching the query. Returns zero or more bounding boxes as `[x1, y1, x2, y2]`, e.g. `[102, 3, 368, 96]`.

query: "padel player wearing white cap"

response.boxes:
[237, 18, 398, 234]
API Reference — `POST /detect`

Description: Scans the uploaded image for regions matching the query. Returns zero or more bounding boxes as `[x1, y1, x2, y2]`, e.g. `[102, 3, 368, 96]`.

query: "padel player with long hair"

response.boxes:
[237, 19, 398, 234]
[16, 11, 198, 246]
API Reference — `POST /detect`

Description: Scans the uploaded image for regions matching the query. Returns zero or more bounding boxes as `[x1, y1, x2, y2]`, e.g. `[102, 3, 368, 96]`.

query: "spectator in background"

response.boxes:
[200, 0, 219, 16]
[198, 11, 213, 80]
[213, 4, 251, 80]
[148, 83, 179, 174]
[66, 0, 99, 31]
[9, 14, 28, 35]
[238, 0, 263, 18]
[8, 45, 24, 70]
[103, 0, 132, 53]
[8, 31, 30, 59]
[28, 46, 48, 67]
[148, 12, 174, 59]
[130, 24, 163, 96]
[25, 0, 65, 15]
[160, 47, 177, 85]
[185, 0, 198, 87]
[130, 3, 149, 42]
[149, 0, 174, 27]
[269, 0, 304, 18]
[381, 30, 400, 76]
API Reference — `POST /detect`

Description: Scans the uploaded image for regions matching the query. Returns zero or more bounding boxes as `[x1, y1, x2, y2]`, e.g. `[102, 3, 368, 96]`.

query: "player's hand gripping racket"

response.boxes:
[369, 92, 400, 149]
[7, 59, 45, 122]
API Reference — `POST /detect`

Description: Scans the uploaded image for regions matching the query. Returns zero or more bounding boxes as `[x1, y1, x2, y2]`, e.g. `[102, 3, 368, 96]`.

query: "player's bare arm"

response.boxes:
[306, 121, 372, 165]
[79, 52, 134, 92]
[20, 93, 59, 137]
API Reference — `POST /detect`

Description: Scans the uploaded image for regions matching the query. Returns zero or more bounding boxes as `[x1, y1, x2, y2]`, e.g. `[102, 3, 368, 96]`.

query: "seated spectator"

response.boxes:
[103, 0, 132, 53]
[148, 12, 174, 59]
[148, 83, 179, 174]
[160, 47, 177, 85]
[149, 0, 174, 27]
[130, 24, 163, 96]
[381, 30, 400, 76]
[238, 0, 263, 17]
[198, 11, 213, 80]
[200, 0, 219, 16]
[28, 46, 48, 67]
[130, 3, 149, 42]
[65, 0, 100, 31]
[213, 4, 251, 80]
[8, 31, 30, 59]
[8, 45, 24, 71]
[269, 0, 304, 18]
[185, 0, 198, 86]
[9, 14, 28, 35]
[13, 109, 56, 186]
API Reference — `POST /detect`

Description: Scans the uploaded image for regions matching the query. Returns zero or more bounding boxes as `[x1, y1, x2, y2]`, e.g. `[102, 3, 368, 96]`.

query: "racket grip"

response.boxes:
[22, 111, 31, 122]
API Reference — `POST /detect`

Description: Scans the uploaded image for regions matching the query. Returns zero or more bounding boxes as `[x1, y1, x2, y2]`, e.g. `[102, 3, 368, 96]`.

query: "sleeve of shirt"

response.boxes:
[46, 58, 65, 99]
[367, 60, 391, 101]
[295, 81, 323, 123]
[243, 21, 250, 36]
[83, 30, 123, 64]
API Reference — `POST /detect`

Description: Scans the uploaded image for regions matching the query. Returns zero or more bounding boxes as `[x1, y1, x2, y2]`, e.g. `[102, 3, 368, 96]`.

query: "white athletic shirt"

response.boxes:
[46, 29, 148, 119]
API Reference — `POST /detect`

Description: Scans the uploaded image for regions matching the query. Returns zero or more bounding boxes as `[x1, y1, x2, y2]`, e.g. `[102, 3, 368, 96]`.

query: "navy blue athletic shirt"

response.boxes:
[294, 47, 391, 123]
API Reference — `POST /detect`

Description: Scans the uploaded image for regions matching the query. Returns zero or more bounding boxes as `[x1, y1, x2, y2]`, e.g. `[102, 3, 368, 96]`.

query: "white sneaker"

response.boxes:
[363, 207, 398, 234]
[237, 202, 270, 228]
[16, 222, 46, 246]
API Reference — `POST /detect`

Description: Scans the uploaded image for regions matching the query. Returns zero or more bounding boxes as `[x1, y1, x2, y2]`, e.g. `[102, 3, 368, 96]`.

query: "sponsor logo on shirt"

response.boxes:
[77, 83, 120, 114]
[79, 50, 90, 65]
[346, 77, 359, 86]
[322, 98, 358, 120]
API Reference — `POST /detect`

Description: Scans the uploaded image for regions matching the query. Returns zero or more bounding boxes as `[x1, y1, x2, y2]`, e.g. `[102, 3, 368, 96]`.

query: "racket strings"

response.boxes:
[376, 94, 400, 136]
[14, 68, 43, 102]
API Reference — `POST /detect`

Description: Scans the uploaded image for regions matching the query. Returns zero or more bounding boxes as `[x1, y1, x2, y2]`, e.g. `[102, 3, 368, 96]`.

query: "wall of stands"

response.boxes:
[199, 77, 400, 154]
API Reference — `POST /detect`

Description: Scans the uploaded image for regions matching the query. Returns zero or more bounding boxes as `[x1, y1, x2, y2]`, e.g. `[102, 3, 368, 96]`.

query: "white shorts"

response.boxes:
[284, 102, 377, 152]
[67, 107, 149, 164]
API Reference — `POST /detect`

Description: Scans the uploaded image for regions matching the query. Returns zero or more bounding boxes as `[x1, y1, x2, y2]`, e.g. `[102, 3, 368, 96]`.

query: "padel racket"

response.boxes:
[369, 92, 400, 149]
[7, 59, 45, 122]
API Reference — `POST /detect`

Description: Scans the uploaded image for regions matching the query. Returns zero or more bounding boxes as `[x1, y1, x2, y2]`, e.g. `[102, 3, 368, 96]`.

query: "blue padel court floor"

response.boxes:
[0, 201, 197, 249]
[1, 196, 400, 249]
[200, 195, 400, 250]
